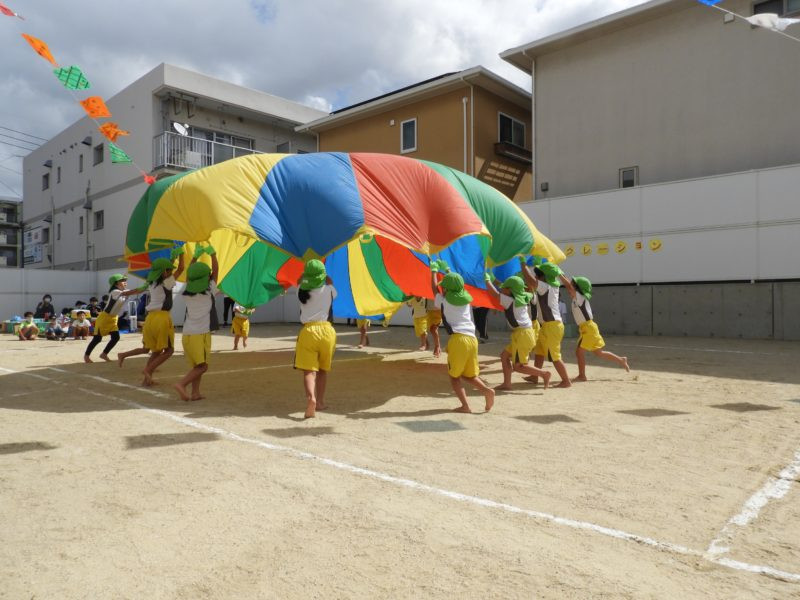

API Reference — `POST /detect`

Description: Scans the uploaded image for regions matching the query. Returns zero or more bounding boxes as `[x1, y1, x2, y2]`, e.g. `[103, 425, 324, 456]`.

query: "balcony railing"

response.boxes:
[153, 131, 261, 171]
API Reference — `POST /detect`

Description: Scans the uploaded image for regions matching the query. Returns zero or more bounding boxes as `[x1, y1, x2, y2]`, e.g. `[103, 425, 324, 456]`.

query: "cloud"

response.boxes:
[0, 0, 647, 194]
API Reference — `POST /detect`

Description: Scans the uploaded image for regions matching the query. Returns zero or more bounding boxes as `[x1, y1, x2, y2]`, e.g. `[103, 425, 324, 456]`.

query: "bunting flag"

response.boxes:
[142, 173, 156, 185]
[746, 13, 800, 31]
[21, 34, 58, 67]
[0, 2, 23, 18]
[696, 0, 723, 4]
[109, 143, 132, 164]
[98, 122, 130, 142]
[79, 96, 111, 119]
[53, 65, 91, 90]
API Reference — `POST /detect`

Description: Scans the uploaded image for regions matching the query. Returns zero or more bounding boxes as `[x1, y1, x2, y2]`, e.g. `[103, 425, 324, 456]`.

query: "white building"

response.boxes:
[0, 197, 21, 268]
[22, 63, 326, 270]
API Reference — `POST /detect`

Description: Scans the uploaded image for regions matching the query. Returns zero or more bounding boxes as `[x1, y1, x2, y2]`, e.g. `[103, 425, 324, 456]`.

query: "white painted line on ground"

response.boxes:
[614, 343, 793, 357]
[706, 448, 800, 558]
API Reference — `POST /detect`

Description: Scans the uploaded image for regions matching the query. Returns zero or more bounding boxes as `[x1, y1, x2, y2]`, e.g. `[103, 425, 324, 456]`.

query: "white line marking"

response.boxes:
[614, 343, 793, 357]
[707, 449, 800, 558]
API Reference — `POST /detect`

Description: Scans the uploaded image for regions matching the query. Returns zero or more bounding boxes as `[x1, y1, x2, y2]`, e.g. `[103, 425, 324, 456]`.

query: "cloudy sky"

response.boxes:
[0, 0, 647, 197]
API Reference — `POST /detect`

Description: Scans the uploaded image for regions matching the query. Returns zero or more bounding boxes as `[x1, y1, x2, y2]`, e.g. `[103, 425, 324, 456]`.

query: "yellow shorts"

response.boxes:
[142, 310, 174, 352]
[534, 320, 565, 362]
[356, 319, 371, 329]
[505, 327, 536, 365]
[295, 321, 336, 372]
[427, 310, 442, 328]
[182, 332, 211, 367]
[447, 333, 479, 378]
[578, 320, 606, 351]
[413, 316, 429, 337]
[231, 315, 250, 337]
[94, 312, 118, 336]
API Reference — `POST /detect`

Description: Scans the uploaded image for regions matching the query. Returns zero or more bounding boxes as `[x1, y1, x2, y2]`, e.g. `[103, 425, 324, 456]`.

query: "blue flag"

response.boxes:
[696, 0, 724, 5]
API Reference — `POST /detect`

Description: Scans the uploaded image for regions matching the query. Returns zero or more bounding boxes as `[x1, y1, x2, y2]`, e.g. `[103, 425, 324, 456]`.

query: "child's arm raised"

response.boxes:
[559, 273, 576, 300]
[518, 257, 538, 291]
[484, 272, 501, 301]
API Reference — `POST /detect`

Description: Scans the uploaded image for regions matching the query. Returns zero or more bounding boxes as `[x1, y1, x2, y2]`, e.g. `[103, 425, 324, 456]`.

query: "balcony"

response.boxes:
[153, 131, 261, 172]
[494, 141, 532, 165]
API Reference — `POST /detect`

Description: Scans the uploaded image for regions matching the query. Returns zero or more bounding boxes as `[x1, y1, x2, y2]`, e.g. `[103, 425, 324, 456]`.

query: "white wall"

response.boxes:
[523, 163, 800, 284]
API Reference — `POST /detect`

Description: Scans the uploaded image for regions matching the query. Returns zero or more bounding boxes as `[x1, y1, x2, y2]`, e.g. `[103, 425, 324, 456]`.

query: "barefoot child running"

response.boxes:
[173, 244, 219, 402]
[356, 318, 370, 348]
[231, 302, 254, 350]
[295, 259, 337, 419]
[564, 276, 630, 381]
[85, 274, 145, 362]
[425, 296, 442, 357]
[484, 271, 552, 391]
[407, 296, 429, 351]
[431, 260, 494, 413]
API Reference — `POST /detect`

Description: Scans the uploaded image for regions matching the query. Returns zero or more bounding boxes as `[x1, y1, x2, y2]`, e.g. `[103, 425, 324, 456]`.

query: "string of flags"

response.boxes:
[3, 3, 156, 185]
[696, 0, 800, 43]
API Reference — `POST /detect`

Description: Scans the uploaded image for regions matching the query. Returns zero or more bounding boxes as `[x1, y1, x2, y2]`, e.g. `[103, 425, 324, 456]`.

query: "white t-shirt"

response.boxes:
[183, 281, 219, 335]
[434, 293, 475, 337]
[233, 303, 253, 318]
[300, 285, 337, 324]
[408, 298, 427, 319]
[500, 294, 533, 329]
[146, 276, 184, 312]
[104, 289, 127, 317]
[424, 298, 440, 312]
[536, 282, 562, 323]
[571, 294, 594, 325]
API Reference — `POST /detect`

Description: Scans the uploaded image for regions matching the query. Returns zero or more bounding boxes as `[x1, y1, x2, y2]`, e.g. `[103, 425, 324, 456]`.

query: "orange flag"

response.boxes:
[80, 96, 111, 119]
[98, 122, 130, 142]
[21, 34, 58, 67]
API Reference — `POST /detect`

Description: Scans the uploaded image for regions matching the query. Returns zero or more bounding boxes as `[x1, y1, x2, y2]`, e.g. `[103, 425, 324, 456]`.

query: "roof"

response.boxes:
[296, 66, 531, 133]
[500, 0, 684, 72]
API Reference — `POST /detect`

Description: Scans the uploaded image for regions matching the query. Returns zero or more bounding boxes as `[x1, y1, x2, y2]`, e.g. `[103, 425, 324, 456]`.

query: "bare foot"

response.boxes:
[622, 357, 630, 372]
[494, 383, 513, 391]
[523, 375, 538, 384]
[190, 395, 205, 402]
[84, 355, 93, 363]
[453, 405, 472, 413]
[417, 345, 427, 351]
[542, 372, 552, 390]
[573, 375, 588, 382]
[556, 380, 571, 388]
[142, 372, 155, 387]
[484, 388, 495, 412]
[304, 400, 316, 419]
[233, 345, 238, 351]
[117, 355, 125, 368]
[243, 339, 247, 348]
[173, 383, 190, 401]
[433, 348, 441, 358]
[316, 403, 328, 411]
[357, 344, 364, 349]
[99, 353, 111, 362]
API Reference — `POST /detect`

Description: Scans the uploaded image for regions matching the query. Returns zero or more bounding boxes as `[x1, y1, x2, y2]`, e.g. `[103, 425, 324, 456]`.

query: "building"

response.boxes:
[0, 197, 21, 267]
[297, 66, 533, 203]
[22, 64, 326, 270]
[500, 0, 800, 339]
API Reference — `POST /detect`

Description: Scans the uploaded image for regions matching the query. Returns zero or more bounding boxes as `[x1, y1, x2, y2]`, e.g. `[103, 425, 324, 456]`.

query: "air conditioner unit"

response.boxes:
[182, 150, 203, 170]
[0, 233, 7, 245]
[0, 256, 7, 266]
[0, 213, 7, 223]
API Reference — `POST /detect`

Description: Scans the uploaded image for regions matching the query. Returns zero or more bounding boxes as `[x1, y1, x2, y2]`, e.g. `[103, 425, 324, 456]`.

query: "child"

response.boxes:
[173, 245, 219, 402]
[231, 302, 254, 350]
[407, 296, 429, 351]
[295, 259, 337, 419]
[45, 317, 67, 341]
[563, 276, 630, 381]
[484, 272, 552, 391]
[356, 318, 370, 348]
[18, 312, 39, 341]
[425, 296, 442, 357]
[118, 246, 186, 386]
[518, 260, 572, 388]
[85, 274, 145, 363]
[86, 297, 101, 318]
[431, 260, 494, 413]
[72, 311, 91, 340]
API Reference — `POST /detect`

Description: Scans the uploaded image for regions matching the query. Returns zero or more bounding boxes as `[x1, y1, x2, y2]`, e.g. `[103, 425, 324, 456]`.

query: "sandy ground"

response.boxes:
[1, 322, 799, 599]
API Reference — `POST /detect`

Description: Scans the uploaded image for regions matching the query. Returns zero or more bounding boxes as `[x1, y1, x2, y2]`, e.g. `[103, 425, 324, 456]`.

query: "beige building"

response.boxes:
[297, 67, 533, 203]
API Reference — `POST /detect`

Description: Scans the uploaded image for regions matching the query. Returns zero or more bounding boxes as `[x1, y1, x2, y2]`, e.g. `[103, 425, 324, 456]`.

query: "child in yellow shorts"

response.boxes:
[356, 318, 371, 348]
[431, 260, 494, 413]
[407, 297, 429, 351]
[232, 303, 253, 350]
[425, 297, 442, 357]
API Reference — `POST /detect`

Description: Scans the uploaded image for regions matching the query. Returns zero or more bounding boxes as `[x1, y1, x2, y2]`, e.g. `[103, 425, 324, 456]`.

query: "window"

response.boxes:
[276, 141, 291, 153]
[57, 166, 61, 184]
[499, 113, 526, 147]
[42, 173, 50, 190]
[79, 154, 84, 173]
[79, 216, 84, 235]
[93, 210, 104, 231]
[57, 223, 61, 240]
[753, 0, 798, 14]
[401, 118, 417, 153]
[619, 166, 639, 189]
[93, 143, 104, 166]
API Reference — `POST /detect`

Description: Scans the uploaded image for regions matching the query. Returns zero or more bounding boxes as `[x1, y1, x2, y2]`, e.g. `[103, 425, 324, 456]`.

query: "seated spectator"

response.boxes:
[87, 296, 101, 318]
[72, 310, 91, 340]
[34, 294, 55, 320]
[57, 308, 71, 337]
[45, 314, 68, 340]
[18, 312, 39, 341]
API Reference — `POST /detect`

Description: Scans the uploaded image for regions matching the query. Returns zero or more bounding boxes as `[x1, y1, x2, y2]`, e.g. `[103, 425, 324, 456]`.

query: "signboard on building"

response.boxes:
[23, 243, 43, 265]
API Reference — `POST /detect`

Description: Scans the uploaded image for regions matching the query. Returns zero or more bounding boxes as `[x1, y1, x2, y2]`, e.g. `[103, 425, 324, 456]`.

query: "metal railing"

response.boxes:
[153, 131, 261, 171]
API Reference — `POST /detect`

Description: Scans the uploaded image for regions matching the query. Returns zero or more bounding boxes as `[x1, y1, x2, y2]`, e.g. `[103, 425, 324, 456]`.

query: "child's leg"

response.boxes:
[514, 362, 552, 389]
[431, 326, 441, 357]
[303, 370, 317, 418]
[553, 360, 571, 388]
[233, 335, 240, 350]
[418, 333, 428, 351]
[592, 349, 629, 372]
[575, 346, 588, 381]
[315, 370, 328, 410]
[190, 364, 209, 400]
[99, 332, 120, 360]
[495, 349, 514, 390]
[449, 376, 471, 413]
[358, 327, 367, 348]
[242, 334, 247, 348]
[142, 348, 174, 385]
[118, 345, 148, 367]
[463, 376, 495, 412]
[525, 354, 546, 383]
[85, 334, 103, 362]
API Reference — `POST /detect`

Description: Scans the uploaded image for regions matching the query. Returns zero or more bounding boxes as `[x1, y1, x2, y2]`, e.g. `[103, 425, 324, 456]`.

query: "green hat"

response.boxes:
[299, 259, 326, 291]
[185, 262, 211, 294]
[573, 276, 592, 300]
[146, 258, 175, 283]
[108, 273, 127, 290]
[537, 263, 563, 287]
[501, 276, 533, 307]
[440, 272, 472, 306]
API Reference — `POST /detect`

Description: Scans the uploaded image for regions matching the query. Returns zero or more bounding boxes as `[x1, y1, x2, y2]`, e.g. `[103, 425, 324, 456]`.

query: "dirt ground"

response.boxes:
[1, 322, 799, 599]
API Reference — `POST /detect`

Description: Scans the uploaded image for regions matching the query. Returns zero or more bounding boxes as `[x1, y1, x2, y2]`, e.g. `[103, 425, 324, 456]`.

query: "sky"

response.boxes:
[0, 0, 648, 198]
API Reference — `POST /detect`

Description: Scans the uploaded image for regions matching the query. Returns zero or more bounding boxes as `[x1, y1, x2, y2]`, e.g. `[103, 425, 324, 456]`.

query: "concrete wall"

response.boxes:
[532, 0, 800, 199]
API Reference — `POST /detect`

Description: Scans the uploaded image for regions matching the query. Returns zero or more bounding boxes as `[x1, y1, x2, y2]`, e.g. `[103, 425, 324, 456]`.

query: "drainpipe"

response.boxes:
[469, 84, 474, 176]
[462, 96, 468, 173]
[523, 49, 536, 200]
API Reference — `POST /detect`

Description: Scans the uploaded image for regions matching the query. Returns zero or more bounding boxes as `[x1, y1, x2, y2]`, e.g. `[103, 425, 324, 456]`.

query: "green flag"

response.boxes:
[53, 65, 90, 90]
[109, 143, 132, 164]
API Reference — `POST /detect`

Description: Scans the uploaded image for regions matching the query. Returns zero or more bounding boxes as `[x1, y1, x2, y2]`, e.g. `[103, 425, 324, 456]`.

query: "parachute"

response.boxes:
[125, 153, 564, 316]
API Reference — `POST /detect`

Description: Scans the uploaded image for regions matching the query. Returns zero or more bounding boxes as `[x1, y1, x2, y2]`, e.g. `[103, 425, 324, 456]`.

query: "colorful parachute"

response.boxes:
[125, 153, 564, 316]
